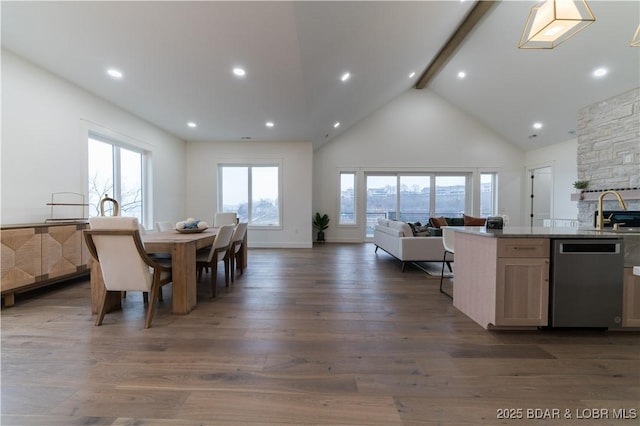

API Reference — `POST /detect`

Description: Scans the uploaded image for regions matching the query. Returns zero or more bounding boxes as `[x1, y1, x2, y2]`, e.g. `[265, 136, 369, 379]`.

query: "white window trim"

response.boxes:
[81, 120, 152, 228]
[338, 170, 358, 227]
[218, 161, 283, 229]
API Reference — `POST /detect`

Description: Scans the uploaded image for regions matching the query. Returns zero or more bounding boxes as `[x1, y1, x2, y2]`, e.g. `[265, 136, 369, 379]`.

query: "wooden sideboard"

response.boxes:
[1, 222, 90, 306]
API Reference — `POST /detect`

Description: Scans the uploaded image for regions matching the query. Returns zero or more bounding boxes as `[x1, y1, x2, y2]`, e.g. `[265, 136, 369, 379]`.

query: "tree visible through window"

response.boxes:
[88, 137, 144, 223]
[220, 165, 280, 226]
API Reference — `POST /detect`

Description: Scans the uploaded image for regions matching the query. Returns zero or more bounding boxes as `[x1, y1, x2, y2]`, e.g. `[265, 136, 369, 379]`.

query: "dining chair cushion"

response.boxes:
[88, 217, 158, 292]
[214, 212, 238, 227]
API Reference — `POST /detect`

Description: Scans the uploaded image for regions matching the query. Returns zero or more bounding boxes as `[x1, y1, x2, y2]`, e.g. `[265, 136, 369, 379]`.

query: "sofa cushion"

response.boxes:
[377, 218, 390, 227]
[412, 223, 430, 236]
[388, 220, 412, 237]
[463, 214, 486, 226]
[448, 217, 464, 226]
[429, 217, 448, 228]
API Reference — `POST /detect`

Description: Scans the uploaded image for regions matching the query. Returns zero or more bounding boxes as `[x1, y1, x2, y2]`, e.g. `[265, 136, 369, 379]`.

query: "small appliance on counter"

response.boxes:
[485, 216, 504, 230]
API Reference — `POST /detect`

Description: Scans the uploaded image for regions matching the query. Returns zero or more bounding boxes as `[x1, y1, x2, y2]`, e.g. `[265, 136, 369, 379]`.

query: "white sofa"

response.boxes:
[373, 218, 448, 271]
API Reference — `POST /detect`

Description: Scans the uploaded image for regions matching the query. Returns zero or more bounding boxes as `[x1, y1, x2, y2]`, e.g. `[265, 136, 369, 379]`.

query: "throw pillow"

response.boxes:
[463, 214, 486, 226]
[408, 222, 418, 236]
[430, 217, 449, 228]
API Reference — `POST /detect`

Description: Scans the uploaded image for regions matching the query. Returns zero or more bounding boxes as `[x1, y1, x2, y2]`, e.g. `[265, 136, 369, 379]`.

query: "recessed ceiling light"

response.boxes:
[265, 121, 274, 128]
[593, 67, 608, 78]
[233, 67, 246, 77]
[533, 122, 543, 129]
[187, 122, 197, 128]
[409, 71, 416, 78]
[106, 68, 123, 79]
[340, 72, 351, 82]
[457, 71, 466, 79]
[333, 122, 341, 128]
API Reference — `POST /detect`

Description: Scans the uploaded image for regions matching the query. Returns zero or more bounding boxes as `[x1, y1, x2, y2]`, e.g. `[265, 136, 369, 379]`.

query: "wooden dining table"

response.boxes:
[143, 228, 218, 314]
[89, 228, 218, 315]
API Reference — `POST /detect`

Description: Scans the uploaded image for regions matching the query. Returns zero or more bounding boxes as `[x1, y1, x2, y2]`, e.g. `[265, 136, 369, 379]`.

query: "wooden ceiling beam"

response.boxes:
[415, 1, 498, 90]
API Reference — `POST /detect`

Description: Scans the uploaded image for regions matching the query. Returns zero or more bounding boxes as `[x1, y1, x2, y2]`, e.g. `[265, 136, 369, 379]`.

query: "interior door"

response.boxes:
[529, 166, 552, 227]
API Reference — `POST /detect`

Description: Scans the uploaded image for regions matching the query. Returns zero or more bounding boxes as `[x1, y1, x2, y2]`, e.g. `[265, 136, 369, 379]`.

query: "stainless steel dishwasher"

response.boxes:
[550, 239, 624, 329]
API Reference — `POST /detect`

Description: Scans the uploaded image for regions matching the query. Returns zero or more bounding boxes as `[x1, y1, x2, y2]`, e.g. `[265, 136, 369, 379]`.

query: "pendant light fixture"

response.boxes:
[519, 0, 595, 49]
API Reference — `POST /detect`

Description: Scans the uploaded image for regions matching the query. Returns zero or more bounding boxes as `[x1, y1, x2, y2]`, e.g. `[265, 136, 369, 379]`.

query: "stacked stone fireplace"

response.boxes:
[576, 87, 640, 227]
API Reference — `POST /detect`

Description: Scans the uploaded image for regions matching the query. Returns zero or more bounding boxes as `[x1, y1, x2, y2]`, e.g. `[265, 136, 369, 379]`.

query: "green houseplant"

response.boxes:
[573, 180, 589, 190]
[313, 212, 330, 243]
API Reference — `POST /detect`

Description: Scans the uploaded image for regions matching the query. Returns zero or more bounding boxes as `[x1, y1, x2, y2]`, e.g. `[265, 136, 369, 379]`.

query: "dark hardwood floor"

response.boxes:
[2, 243, 639, 425]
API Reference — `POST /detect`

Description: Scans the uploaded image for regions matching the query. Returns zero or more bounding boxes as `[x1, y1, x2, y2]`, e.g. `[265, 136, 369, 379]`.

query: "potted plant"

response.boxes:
[573, 180, 589, 200]
[313, 212, 330, 243]
[573, 180, 589, 190]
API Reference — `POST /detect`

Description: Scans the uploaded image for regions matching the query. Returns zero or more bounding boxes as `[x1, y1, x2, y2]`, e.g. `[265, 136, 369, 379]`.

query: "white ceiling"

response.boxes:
[2, 1, 639, 151]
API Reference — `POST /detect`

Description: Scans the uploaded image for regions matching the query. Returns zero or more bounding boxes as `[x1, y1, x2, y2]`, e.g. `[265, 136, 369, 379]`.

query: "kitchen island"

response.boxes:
[449, 226, 639, 330]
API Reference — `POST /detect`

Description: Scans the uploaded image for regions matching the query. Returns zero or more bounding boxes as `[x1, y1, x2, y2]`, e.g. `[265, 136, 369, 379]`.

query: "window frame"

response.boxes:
[363, 171, 475, 238]
[218, 162, 282, 228]
[338, 171, 357, 226]
[86, 131, 149, 227]
[480, 171, 498, 217]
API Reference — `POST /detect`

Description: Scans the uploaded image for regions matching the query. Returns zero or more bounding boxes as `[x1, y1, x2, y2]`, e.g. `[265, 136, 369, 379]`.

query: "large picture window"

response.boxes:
[365, 173, 471, 238]
[88, 136, 144, 224]
[219, 164, 280, 226]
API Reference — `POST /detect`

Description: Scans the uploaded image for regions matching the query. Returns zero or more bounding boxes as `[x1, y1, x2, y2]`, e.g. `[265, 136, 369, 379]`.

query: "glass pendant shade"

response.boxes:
[519, 0, 595, 49]
[632, 25, 640, 47]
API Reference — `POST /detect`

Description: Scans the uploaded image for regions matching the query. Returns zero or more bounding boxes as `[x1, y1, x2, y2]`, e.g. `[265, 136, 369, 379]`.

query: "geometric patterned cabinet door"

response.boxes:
[41, 225, 82, 279]
[1, 228, 42, 292]
[1, 223, 89, 307]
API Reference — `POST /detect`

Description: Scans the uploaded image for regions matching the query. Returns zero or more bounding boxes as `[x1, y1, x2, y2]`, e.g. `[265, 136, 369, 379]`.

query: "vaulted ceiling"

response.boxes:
[2, 1, 639, 151]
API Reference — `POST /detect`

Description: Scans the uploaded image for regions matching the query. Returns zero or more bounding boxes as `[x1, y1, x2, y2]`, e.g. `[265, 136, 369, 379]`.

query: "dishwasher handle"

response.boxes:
[559, 242, 620, 254]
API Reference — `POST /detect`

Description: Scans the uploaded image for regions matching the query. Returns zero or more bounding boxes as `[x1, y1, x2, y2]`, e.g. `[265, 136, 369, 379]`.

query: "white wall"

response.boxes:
[186, 140, 313, 248]
[1, 50, 187, 227]
[525, 138, 579, 222]
[313, 89, 526, 242]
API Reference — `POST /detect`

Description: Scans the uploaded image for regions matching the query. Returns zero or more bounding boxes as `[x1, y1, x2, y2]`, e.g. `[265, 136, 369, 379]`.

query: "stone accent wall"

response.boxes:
[577, 88, 640, 226]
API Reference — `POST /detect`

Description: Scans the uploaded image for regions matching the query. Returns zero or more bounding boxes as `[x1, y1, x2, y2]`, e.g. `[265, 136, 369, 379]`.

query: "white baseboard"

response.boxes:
[248, 242, 313, 249]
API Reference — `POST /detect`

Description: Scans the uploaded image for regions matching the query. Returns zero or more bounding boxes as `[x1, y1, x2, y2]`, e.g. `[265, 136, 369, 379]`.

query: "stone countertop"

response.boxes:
[446, 226, 633, 239]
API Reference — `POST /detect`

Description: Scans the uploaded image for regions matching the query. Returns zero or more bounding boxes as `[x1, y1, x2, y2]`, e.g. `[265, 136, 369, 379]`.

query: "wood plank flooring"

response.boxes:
[2, 243, 639, 425]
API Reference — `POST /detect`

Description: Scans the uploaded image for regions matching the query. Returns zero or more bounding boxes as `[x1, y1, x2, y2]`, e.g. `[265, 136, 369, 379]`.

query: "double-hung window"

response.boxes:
[88, 135, 145, 224]
[219, 164, 281, 226]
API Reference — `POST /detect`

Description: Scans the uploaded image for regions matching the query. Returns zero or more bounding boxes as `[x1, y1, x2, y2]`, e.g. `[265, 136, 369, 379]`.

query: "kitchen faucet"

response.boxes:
[596, 190, 627, 230]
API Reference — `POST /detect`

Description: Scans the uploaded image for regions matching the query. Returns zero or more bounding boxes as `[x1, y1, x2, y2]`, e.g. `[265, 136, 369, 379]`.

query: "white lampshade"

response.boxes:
[519, 0, 595, 49]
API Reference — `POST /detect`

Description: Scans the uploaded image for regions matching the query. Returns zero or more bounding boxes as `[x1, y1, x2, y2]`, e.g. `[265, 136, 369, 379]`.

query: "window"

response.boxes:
[400, 175, 430, 223]
[219, 164, 280, 226]
[480, 173, 497, 217]
[435, 175, 467, 217]
[88, 136, 144, 224]
[339, 172, 356, 225]
[365, 173, 471, 238]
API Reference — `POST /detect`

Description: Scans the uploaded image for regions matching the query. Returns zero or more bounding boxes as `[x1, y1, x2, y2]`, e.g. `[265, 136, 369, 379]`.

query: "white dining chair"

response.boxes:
[228, 222, 248, 283]
[155, 221, 174, 232]
[214, 212, 238, 227]
[440, 226, 455, 299]
[84, 216, 172, 328]
[195, 224, 235, 297]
